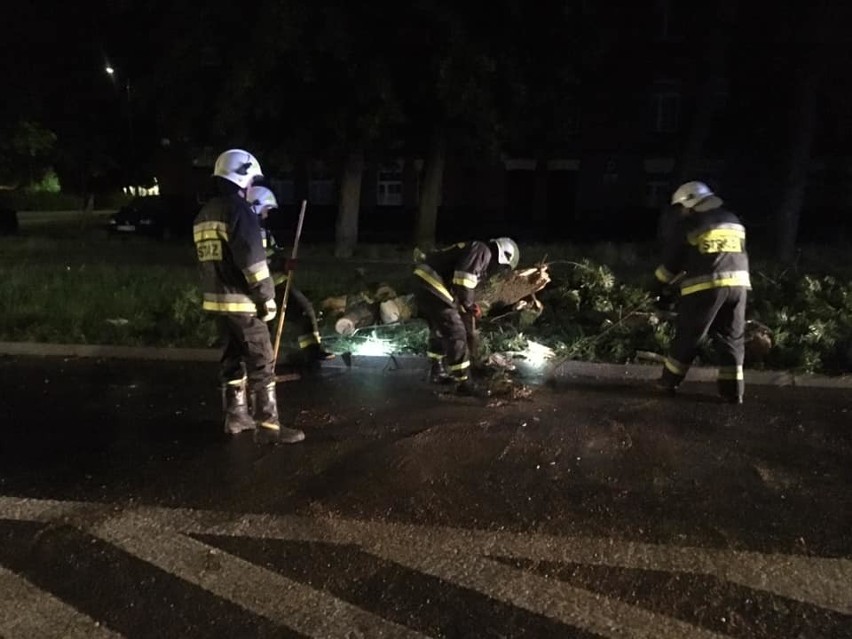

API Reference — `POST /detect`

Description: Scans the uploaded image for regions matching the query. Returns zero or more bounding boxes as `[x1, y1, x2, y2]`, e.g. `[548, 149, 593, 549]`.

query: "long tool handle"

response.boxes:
[272, 199, 308, 364]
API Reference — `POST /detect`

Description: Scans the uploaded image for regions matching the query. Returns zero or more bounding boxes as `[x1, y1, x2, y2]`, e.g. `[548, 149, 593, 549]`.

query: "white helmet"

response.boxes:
[491, 237, 520, 269]
[213, 149, 263, 189]
[247, 186, 277, 215]
[670, 181, 722, 210]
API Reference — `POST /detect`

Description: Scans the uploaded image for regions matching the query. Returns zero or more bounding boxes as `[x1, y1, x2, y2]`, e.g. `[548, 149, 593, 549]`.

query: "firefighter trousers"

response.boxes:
[275, 284, 323, 351]
[216, 314, 275, 388]
[414, 288, 471, 381]
[660, 286, 747, 399]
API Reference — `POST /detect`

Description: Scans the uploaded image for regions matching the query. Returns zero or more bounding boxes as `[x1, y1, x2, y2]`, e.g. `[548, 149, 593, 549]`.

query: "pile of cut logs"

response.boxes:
[320, 265, 552, 336]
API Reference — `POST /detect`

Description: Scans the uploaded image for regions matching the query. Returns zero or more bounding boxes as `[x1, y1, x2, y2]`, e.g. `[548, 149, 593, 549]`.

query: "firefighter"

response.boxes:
[652, 181, 751, 404]
[193, 149, 305, 444]
[413, 238, 520, 396]
[246, 185, 335, 365]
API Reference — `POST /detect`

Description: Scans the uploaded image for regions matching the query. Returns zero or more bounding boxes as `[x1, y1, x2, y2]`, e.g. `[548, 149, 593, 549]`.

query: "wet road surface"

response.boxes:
[0, 355, 850, 638]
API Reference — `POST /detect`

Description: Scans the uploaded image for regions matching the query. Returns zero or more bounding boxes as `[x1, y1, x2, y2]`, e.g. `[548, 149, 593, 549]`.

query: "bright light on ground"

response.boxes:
[522, 339, 555, 368]
[352, 334, 395, 356]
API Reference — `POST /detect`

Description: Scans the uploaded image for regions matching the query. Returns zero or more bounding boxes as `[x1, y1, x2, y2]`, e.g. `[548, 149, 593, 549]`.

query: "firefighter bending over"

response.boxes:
[193, 149, 305, 444]
[652, 181, 750, 404]
[413, 237, 519, 396]
[247, 186, 335, 366]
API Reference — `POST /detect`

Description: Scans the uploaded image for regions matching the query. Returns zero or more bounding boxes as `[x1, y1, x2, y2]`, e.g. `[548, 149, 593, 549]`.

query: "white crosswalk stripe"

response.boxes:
[0, 565, 123, 639]
[90, 510, 429, 639]
[1, 495, 851, 638]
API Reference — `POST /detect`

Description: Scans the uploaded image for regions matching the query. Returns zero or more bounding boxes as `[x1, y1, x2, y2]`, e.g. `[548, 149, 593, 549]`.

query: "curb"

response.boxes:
[0, 342, 219, 363]
[1, 341, 851, 389]
[544, 359, 852, 389]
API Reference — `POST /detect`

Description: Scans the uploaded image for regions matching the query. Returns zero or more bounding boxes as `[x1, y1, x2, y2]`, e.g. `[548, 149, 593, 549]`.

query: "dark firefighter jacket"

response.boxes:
[654, 205, 751, 296]
[193, 193, 275, 314]
[260, 226, 289, 287]
[413, 241, 492, 310]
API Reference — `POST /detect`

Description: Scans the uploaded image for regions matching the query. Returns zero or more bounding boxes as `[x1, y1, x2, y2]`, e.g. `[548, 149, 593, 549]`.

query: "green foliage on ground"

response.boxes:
[1, 220, 851, 376]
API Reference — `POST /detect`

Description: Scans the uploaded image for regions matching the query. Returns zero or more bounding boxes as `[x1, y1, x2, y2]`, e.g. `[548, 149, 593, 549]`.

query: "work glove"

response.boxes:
[258, 299, 277, 322]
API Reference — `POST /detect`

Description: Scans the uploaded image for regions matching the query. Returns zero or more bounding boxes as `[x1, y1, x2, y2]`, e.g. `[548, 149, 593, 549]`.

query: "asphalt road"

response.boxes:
[0, 355, 849, 638]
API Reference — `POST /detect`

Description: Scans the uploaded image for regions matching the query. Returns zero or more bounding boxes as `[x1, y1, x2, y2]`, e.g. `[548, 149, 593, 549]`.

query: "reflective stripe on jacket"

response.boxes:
[653, 206, 751, 297]
[193, 193, 275, 314]
[413, 241, 492, 308]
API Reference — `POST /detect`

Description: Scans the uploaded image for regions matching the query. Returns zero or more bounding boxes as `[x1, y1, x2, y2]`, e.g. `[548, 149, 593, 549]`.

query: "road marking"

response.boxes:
[0, 565, 123, 639]
[186, 506, 852, 615]
[377, 545, 729, 639]
[89, 510, 428, 639]
[1, 495, 851, 639]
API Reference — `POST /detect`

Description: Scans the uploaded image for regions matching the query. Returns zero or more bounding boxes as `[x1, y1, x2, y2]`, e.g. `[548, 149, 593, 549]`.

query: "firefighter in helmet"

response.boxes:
[413, 237, 519, 396]
[193, 149, 305, 444]
[246, 185, 335, 365]
[652, 181, 750, 404]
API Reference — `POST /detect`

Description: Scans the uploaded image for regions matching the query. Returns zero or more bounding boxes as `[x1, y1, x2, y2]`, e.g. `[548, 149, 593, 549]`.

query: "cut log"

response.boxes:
[379, 294, 416, 324]
[320, 295, 348, 316]
[476, 266, 551, 315]
[334, 301, 377, 336]
[374, 284, 398, 302]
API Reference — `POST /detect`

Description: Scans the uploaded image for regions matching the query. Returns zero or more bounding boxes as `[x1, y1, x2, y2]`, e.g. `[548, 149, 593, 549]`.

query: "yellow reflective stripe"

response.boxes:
[687, 223, 745, 245]
[691, 228, 745, 254]
[259, 422, 280, 431]
[244, 261, 271, 284]
[718, 365, 744, 380]
[664, 357, 687, 376]
[226, 377, 247, 386]
[194, 229, 229, 242]
[447, 360, 471, 372]
[414, 267, 454, 304]
[655, 265, 675, 283]
[298, 332, 321, 348]
[273, 272, 288, 286]
[193, 221, 229, 242]
[452, 270, 478, 289]
[202, 300, 257, 313]
[427, 351, 443, 360]
[680, 271, 751, 296]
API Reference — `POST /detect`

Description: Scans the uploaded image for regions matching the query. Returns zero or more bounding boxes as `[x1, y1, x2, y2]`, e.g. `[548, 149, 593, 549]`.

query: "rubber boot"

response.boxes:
[456, 378, 491, 398]
[252, 382, 306, 445]
[429, 360, 454, 385]
[222, 379, 256, 435]
[654, 379, 678, 396]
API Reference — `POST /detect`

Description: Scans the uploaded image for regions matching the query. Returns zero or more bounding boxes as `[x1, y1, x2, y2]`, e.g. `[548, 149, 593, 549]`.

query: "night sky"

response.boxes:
[3, 1, 852, 243]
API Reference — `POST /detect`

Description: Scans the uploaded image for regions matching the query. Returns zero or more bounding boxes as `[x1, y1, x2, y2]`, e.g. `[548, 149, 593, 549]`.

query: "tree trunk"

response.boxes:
[776, 62, 819, 264]
[657, 2, 736, 248]
[414, 130, 446, 249]
[335, 150, 364, 258]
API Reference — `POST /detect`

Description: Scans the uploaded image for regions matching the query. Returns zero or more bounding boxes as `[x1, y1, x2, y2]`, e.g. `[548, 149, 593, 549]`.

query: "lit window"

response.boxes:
[377, 163, 403, 206]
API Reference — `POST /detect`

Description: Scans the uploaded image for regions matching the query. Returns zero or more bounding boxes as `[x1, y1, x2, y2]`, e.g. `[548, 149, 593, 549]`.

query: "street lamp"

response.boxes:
[104, 61, 136, 188]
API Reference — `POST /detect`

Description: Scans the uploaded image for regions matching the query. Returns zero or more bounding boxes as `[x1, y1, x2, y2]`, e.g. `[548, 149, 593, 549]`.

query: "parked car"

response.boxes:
[108, 195, 199, 240]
